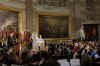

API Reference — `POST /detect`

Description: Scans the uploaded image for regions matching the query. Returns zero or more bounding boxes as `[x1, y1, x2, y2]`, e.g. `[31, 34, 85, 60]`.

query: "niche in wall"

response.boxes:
[83, 24, 98, 41]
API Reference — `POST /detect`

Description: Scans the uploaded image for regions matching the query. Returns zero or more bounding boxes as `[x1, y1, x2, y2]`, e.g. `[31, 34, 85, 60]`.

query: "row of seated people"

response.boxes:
[46, 41, 100, 66]
[0, 48, 40, 66]
[0, 48, 62, 66]
[75, 41, 100, 66]
[0, 41, 100, 66]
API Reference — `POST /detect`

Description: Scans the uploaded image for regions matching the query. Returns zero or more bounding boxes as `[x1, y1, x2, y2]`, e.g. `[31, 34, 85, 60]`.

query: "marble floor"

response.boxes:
[58, 59, 80, 66]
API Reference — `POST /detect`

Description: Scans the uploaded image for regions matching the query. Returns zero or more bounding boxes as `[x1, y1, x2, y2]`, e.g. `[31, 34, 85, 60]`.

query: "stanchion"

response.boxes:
[68, 54, 71, 66]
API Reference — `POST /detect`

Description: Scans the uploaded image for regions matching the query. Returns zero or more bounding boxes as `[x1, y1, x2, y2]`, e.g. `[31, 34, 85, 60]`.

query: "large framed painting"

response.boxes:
[36, 13, 72, 40]
[0, 5, 22, 32]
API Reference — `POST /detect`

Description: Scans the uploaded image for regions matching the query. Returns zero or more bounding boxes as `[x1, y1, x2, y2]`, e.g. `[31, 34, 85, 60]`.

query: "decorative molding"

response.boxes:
[37, 0, 72, 8]
[8, 0, 25, 3]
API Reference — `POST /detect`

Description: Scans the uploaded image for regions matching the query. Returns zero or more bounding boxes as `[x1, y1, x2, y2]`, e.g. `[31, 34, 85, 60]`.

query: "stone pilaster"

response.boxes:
[25, 0, 34, 32]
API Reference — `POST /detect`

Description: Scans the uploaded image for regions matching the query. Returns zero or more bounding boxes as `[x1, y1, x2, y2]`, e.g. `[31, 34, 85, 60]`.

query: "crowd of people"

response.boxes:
[45, 41, 100, 66]
[0, 31, 99, 66]
[0, 40, 99, 66]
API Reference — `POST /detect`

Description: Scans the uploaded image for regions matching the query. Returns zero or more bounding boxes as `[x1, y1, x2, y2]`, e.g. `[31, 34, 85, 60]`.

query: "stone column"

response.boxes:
[25, 0, 34, 32]
[72, 0, 82, 39]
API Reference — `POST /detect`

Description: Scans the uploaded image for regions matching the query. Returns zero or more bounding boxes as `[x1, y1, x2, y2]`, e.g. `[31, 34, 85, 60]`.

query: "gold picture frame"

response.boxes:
[36, 13, 72, 40]
[0, 5, 22, 32]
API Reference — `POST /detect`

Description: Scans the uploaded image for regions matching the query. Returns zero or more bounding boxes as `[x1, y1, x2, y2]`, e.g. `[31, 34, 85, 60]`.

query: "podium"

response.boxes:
[32, 34, 45, 52]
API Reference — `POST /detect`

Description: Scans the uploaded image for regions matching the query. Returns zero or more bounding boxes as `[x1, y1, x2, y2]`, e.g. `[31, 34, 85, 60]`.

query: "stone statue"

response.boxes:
[79, 26, 85, 40]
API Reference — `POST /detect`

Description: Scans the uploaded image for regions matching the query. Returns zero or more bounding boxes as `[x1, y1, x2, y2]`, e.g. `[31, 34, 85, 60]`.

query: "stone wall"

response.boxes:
[0, 0, 100, 40]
